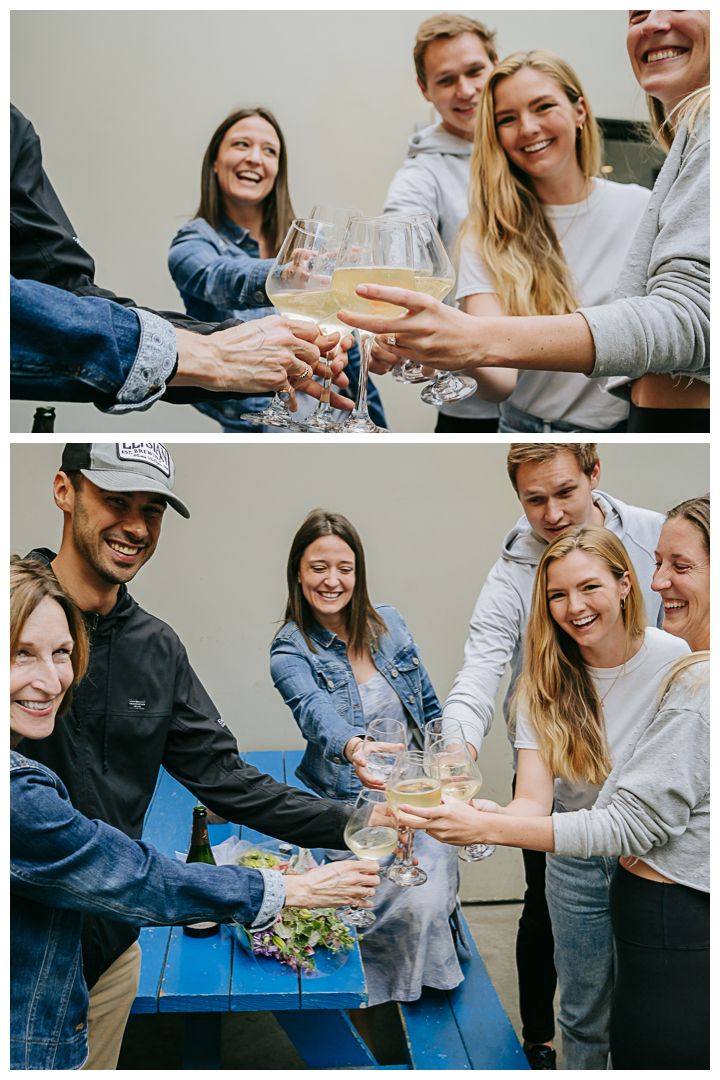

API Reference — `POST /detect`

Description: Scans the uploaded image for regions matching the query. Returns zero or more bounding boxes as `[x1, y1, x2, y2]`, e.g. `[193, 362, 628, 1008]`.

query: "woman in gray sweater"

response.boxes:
[355, 13, 710, 432]
[406, 496, 709, 1069]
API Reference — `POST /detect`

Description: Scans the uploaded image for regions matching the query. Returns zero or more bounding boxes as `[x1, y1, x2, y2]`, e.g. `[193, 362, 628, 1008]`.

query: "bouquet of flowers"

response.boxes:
[234, 847, 357, 973]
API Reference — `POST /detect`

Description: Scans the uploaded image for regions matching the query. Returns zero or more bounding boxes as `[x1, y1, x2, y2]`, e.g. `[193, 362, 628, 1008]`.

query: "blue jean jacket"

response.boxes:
[10, 751, 277, 1071]
[168, 217, 387, 431]
[270, 605, 441, 801]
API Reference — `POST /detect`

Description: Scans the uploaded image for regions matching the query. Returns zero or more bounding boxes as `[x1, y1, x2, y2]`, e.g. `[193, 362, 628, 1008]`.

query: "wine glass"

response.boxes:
[391, 215, 452, 386]
[328, 216, 415, 433]
[385, 751, 440, 886]
[339, 788, 399, 927]
[361, 718, 408, 784]
[423, 717, 466, 752]
[430, 736, 495, 863]
[251, 218, 344, 429]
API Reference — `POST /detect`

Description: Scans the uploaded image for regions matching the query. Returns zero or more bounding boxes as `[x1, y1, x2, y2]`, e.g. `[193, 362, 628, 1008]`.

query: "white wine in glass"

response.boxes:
[385, 751, 440, 886]
[432, 737, 495, 863]
[328, 217, 415, 433]
[339, 788, 398, 926]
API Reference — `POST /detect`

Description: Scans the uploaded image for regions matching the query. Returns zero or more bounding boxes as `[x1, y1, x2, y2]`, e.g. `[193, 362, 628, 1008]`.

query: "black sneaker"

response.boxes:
[523, 1042, 557, 1069]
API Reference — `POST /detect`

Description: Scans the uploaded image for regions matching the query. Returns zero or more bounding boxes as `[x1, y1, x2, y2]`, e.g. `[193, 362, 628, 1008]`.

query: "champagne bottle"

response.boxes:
[183, 804, 220, 938]
[32, 407, 55, 432]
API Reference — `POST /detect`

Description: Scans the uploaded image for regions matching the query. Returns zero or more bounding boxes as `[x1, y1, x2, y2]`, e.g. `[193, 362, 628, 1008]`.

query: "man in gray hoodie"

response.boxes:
[382, 13, 499, 433]
[443, 443, 665, 1068]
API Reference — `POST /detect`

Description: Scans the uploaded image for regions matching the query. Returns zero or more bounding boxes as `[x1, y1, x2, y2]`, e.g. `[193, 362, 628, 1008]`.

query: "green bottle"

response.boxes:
[183, 804, 220, 938]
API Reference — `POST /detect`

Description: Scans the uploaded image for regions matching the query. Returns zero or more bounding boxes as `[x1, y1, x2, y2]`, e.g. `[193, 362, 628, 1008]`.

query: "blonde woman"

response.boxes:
[405, 525, 689, 1069]
[357, 12, 710, 432]
[456, 51, 650, 433]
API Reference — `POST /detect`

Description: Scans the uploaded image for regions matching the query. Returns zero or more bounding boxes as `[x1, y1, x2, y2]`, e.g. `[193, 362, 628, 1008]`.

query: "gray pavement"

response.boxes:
[118, 902, 562, 1069]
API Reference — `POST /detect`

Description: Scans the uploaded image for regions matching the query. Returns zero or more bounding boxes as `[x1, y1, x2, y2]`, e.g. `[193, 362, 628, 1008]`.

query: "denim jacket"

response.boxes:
[167, 217, 387, 431]
[10, 751, 280, 1071]
[270, 605, 441, 800]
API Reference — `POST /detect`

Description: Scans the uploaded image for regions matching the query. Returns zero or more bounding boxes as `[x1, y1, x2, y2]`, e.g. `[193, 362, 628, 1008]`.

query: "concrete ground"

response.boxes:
[118, 902, 562, 1069]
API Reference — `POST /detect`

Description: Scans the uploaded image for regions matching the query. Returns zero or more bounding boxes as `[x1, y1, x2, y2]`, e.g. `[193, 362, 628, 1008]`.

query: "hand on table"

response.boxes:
[283, 859, 380, 910]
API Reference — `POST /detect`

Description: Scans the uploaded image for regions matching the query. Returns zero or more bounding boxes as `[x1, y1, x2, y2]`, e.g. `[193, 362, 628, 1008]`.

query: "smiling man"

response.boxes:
[383, 13, 499, 433]
[23, 443, 354, 1070]
[443, 442, 665, 1069]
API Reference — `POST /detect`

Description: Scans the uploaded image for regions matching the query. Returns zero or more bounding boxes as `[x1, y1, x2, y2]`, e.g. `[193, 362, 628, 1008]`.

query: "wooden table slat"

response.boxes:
[399, 987, 472, 1070]
[449, 911, 530, 1070]
[229, 938, 301, 1011]
[273, 1008, 377, 1068]
[158, 926, 233, 1013]
[130, 926, 171, 1014]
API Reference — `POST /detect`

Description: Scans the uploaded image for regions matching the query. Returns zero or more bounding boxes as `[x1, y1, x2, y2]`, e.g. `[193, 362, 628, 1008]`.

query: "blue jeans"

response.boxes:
[545, 851, 618, 1070]
[498, 401, 628, 434]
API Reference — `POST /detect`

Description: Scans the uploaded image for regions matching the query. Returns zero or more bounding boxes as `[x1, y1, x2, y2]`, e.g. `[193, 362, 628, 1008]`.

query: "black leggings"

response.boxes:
[434, 413, 499, 433]
[609, 864, 709, 1070]
[627, 403, 710, 432]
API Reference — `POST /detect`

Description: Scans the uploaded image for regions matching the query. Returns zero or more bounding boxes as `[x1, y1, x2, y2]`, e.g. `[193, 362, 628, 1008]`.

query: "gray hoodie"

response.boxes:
[383, 122, 498, 421]
[553, 661, 709, 892]
[581, 116, 710, 390]
[442, 492, 665, 760]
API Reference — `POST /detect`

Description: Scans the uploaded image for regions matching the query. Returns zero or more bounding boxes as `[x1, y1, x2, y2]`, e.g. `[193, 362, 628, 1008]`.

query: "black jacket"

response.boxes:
[22, 548, 350, 988]
[10, 105, 259, 407]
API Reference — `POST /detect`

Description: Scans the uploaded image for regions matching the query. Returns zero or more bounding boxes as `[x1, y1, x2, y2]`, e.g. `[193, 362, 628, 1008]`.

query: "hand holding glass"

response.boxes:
[339, 789, 399, 926]
[431, 737, 495, 863]
[385, 751, 441, 886]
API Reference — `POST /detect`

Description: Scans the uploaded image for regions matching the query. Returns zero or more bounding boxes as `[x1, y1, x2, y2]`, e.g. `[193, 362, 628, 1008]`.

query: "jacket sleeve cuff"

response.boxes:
[245, 868, 286, 930]
[102, 309, 178, 413]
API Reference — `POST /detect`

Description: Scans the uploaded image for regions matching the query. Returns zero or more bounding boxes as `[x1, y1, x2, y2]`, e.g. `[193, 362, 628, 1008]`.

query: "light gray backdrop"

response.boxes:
[11, 9, 649, 434]
[10, 440, 709, 898]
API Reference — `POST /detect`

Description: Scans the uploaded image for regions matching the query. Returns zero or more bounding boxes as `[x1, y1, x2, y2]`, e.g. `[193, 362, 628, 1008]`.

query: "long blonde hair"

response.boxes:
[462, 51, 602, 317]
[647, 85, 710, 153]
[517, 525, 646, 785]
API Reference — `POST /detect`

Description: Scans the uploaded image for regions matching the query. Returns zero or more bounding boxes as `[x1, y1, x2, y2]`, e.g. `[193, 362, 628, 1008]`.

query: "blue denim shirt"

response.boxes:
[10, 276, 177, 413]
[10, 751, 281, 1071]
[270, 605, 441, 800]
[168, 217, 387, 431]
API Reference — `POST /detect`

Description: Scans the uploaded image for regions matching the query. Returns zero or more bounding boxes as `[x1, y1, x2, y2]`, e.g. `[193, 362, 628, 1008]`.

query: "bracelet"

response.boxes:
[345, 737, 362, 762]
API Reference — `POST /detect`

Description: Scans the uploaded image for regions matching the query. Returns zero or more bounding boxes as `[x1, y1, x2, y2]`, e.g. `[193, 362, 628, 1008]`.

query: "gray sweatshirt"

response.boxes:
[580, 115, 710, 387]
[553, 661, 709, 892]
[442, 492, 665, 760]
[383, 122, 497, 421]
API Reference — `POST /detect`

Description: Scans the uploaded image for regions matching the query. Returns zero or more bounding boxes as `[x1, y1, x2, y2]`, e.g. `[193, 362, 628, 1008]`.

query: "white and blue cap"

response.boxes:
[60, 443, 190, 518]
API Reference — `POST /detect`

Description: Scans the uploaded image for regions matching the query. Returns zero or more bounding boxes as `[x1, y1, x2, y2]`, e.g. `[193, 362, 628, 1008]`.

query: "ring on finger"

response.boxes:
[386, 334, 396, 346]
[292, 362, 313, 382]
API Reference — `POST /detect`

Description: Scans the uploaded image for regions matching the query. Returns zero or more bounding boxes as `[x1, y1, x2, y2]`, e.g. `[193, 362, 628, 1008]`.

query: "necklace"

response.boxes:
[598, 664, 625, 710]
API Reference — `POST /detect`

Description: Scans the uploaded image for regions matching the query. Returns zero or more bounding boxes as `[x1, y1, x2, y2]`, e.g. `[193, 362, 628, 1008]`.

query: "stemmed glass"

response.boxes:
[251, 218, 344, 429]
[339, 788, 399, 927]
[385, 751, 440, 886]
[329, 217, 415, 433]
[423, 717, 466, 751]
[294, 205, 365, 431]
[391, 215, 452, 386]
[430, 736, 495, 863]
[361, 718, 408, 783]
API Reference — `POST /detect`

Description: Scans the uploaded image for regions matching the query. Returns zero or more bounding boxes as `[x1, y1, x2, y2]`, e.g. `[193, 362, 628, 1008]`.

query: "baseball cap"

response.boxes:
[60, 443, 190, 518]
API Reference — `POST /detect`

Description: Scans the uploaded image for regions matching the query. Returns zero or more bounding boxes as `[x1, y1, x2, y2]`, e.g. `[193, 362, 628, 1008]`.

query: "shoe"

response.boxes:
[523, 1042, 557, 1069]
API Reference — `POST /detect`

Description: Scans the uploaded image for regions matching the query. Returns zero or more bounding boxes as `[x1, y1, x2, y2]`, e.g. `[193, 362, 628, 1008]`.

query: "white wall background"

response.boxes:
[11, 440, 709, 897]
[11, 8, 649, 435]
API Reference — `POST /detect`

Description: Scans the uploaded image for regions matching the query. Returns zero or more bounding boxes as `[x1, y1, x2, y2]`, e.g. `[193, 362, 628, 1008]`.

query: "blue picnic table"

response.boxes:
[130, 750, 529, 1070]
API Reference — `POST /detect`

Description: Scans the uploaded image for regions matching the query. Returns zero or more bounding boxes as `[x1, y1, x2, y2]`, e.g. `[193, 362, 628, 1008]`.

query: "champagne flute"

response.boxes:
[385, 751, 440, 886]
[431, 737, 495, 863]
[254, 218, 344, 429]
[329, 216, 416, 432]
[361, 718, 408, 784]
[339, 788, 399, 927]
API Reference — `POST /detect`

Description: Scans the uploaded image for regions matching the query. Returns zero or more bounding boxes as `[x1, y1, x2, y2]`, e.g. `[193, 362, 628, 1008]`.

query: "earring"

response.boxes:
[577, 123, 584, 138]
[621, 596, 626, 612]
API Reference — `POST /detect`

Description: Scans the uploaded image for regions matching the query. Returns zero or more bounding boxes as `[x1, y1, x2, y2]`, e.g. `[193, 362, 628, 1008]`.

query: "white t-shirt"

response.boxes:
[514, 627, 689, 811]
[457, 178, 651, 429]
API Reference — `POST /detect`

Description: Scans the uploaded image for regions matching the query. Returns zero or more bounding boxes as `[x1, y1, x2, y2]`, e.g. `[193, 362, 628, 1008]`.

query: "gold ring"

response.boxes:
[293, 362, 313, 382]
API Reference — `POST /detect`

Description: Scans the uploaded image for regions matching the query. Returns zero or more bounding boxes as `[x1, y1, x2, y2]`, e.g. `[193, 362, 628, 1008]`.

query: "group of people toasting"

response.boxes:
[166, 10, 709, 433]
[10, 12, 709, 431]
[11, 441, 708, 1070]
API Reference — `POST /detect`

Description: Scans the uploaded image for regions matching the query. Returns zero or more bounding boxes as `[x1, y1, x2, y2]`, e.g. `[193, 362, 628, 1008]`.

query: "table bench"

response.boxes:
[130, 750, 528, 1070]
